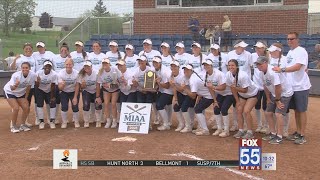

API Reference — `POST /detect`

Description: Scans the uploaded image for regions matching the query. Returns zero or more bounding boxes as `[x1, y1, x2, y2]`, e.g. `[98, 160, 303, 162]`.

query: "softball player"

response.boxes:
[88, 41, 107, 72]
[160, 42, 175, 67]
[138, 39, 161, 68]
[33, 41, 55, 72]
[70, 41, 87, 71]
[186, 42, 207, 74]
[106, 41, 125, 67]
[174, 42, 192, 66]
[123, 44, 139, 70]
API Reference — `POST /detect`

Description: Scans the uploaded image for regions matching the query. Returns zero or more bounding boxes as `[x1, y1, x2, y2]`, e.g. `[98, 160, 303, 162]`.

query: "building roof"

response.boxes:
[33, 16, 78, 27]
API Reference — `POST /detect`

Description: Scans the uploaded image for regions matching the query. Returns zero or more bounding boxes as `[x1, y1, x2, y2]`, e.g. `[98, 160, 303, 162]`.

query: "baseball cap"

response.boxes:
[254, 42, 267, 48]
[161, 42, 170, 48]
[152, 56, 162, 63]
[83, 61, 92, 67]
[137, 55, 147, 61]
[175, 42, 185, 48]
[125, 44, 134, 50]
[102, 58, 110, 64]
[191, 42, 201, 48]
[43, 61, 52, 67]
[202, 59, 214, 65]
[109, 41, 118, 47]
[254, 56, 269, 65]
[234, 41, 248, 48]
[170, 61, 180, 67]
[143, 39, 152, 45]
[36, 42, 45, 48]
[268, 45, 282, 52]
[116, 60, 126, 66]
[182, 64, 193, 70]
[210, 44, 220, 50]
[75, 41, 84, 47]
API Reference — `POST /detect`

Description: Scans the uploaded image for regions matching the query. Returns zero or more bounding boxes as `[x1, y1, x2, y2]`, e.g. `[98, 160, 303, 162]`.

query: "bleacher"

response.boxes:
[84, 33, 320, 56]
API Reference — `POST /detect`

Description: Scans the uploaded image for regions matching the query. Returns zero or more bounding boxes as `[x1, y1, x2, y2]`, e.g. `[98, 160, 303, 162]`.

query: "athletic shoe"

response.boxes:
[212, 129, 223, 136]
[157, 125, 170, 131]
[111, 121, 117, 129]
[61, 123, 67, 129]
[175, 125, 184, 132]
[211, 125, 218, 130]
[195, 129, 210, 136]
[74, 121, 80, 128]
[262, 133, 276, 141]
[96, 122, 101, 128]
[49, 122, 56, 129]
[180, 127, 192, 133]
[269, 136, 283, 145]
[11, 126, 20, 133]
[25, 120, 33, 127]
[260, 127, 268, 134]
[192, 127, 202, 134]
[233, 131, 245, 139]
[154, 119, 160, 125]
[255, 126, 263, 133]
[242, 132, 254, 139]
[283, 130, 289, 138]
[286, 132, 300, 141]
[19, 124, 31, 132]
[104, 121, 112, 128]
[294, 135, 307, 145]
[219, 130, 230, 138]
[35, 118, 40, 126]
[229, 125, 238, 132]
[39, 122, 45, 130]
[84, 122, 90, 128]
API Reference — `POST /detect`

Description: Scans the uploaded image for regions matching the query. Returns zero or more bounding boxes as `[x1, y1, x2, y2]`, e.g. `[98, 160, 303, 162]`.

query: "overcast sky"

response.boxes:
[34, 0, 319, 18]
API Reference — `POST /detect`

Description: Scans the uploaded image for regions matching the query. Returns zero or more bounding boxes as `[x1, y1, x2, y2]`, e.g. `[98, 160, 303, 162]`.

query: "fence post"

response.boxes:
[98, 18, 100, 35]
[0, 39, 2, 59]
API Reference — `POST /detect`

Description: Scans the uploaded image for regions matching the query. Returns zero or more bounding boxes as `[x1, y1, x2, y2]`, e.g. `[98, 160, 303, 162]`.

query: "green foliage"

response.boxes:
[14, 13, 33, 31]
[92, 0, 110, 17]
[39, 12, 53, 29]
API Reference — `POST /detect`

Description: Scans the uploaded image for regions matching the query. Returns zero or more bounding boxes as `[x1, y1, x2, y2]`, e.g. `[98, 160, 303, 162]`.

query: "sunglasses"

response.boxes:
[287, 38, 296, 41]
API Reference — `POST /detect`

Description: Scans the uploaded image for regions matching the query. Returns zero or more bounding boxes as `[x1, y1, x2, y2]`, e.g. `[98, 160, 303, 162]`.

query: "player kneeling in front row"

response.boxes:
[35, 60, 57, 129]
[256, 56, 293, 144]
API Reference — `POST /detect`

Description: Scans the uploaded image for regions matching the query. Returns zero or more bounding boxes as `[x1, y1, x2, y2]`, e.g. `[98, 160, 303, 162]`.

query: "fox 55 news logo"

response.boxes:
[239, 139, 262, 170]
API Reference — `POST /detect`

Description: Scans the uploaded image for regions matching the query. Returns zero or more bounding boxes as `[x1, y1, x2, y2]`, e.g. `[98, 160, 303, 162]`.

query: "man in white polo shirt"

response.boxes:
[273, 32, 311, 145]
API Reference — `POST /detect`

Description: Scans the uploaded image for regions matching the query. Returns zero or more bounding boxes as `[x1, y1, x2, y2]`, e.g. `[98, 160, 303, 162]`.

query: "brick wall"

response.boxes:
[133, 0, 309, 35]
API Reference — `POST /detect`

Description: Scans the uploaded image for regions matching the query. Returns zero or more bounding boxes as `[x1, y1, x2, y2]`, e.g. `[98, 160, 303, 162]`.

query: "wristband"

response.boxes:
[281, 67, 286, 73]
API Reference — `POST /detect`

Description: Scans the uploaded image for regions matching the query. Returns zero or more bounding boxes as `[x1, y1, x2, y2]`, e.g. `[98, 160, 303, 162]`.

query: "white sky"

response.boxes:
[34, 0, 319, 18]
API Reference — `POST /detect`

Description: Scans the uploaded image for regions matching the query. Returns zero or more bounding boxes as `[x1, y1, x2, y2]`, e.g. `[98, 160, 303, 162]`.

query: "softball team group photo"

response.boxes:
[3, 32, 310, 146]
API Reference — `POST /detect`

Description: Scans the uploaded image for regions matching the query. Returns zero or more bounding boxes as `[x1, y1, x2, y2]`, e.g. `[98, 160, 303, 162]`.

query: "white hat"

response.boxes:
[137, 55, 147, 61]
[191, 42, 201, 48]
[83, 61, 92, 67]
[152, 56, 162, 63]
[109, 41, 118, 47]
[143, 39, 152, 45]
[170, 61, 180, 67]
[268, 45, 282, 52]
[116, 60, 126, 66]
[202, 59, 214, 65]
[75, 41, 84, 47]
[234, 41, 248, 48]
[182, 64, 193, 70]
[210, 44, 220, 50]
[254, 42, 267, 48]
[160, 42, 170, 48]
[175, 42, 185, 48]
[36, 42, 45, 48]
[102, 58, 110, 64]
[125, 44, 134, 50]
[43, 61, 52, 67]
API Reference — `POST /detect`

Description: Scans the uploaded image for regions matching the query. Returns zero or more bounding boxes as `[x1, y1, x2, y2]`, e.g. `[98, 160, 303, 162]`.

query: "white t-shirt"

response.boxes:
[186, 53, 208, 74]
[261, 65, 293, 98]
[4, 71, 36, 97]
[226, 70, 258, 98]
[155, 66, 173, 95]
[174, 53, 192, 67]
[171, 71, 187, 95]
[58, 69, 79, 93]
[97, 66, 121, 92]
[251, 53, 264, 91]
[124, 54, 139, 70]
[286, 46, 311, 91]
[132, 66, 155, 91]
[36, 70, 58, 93]
[87, 52, 107, 72]
[105, 51, 125, 67]
[77, 70, 98, 94]
[189, 71, 213, 99]
[206, 69, 232, 96]
[138, 50, 161, 68]
[53, 54, 66, 73]
[70, 51, 86, 71]
[269, 56, 293, 85]
[32, 51, 55, 71]
[206, 52, 228, 74]
[227, 50, 253, 77]
[14, 55, 36, 73]
[161, 54, 175, 68]
[118, 69, 136, 95]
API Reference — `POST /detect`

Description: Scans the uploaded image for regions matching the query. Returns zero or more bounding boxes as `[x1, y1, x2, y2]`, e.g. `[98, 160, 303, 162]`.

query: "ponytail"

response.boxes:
[218, 51, 222, 71]
[78, 67, 86, 78]
[82, 49, 87, 60]
[199, 52, 203, 70]
[117, 48, 121, 60]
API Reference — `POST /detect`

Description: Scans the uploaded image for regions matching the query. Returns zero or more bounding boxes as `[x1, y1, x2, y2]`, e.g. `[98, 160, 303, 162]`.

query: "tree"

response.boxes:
[39, 12, 53, 29]
[14, 13, 32, 32]
[92, 0, 110, 17]
[0, 0, 37, 36]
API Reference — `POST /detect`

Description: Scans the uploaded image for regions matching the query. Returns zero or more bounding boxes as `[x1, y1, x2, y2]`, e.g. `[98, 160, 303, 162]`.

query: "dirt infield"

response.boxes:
[0, 97, 319, 180]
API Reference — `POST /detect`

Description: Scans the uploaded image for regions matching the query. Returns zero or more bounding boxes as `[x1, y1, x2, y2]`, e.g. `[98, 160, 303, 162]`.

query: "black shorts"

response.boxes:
[4, 92, 26, 99]
[238, 93, 258, 100]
